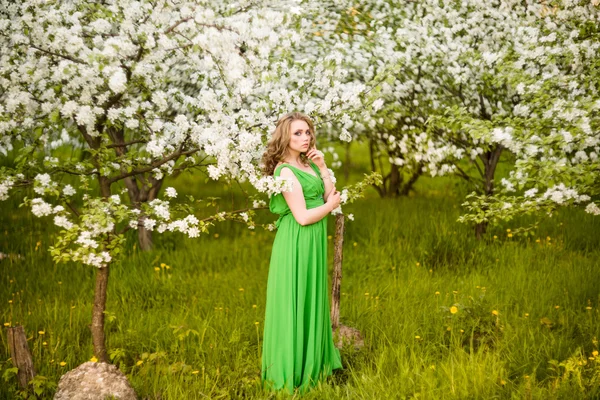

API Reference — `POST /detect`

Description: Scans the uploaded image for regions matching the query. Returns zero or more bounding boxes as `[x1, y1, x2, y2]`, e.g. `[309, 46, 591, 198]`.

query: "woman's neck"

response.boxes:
[283, 152, 306, 167]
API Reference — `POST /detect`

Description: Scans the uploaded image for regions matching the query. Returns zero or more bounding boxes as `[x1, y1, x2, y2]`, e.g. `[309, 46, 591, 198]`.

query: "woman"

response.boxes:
[260, 112, 343, 394]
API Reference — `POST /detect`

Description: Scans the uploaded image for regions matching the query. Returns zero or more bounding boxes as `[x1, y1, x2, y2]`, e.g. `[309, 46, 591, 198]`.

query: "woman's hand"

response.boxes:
[306, 147, 326, 169]
[326, 189, 341, 212]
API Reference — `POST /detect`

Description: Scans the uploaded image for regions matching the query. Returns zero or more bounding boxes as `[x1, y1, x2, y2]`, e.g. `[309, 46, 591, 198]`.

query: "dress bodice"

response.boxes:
[270, 161, 325, 227]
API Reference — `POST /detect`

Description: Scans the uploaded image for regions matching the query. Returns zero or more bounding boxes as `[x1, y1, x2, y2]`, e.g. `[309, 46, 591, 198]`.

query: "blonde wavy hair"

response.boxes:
[261, 112, 316, 176]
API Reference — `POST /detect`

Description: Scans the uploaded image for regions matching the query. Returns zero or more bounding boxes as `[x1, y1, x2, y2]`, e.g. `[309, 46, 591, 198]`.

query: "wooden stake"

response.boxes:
[330, 213, 345, 331]
[7, 325, 36, 388]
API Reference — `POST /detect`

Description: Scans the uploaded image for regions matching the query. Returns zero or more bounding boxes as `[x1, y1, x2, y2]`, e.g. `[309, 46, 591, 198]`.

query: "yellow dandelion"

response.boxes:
[252, 304, 257, 309]
[524, 313, 529, 317]
[524, 375, 530, 379]
[546, 236, 551, 241]
[192, 370, 200, 374]
[3, 322, 10, 327]
[450, 306, 458, 314]
[160, 263, 166, 267]
[500, 379, 506, 385]
[507, 233, 513, 238]
[535, 239, 541, 243]
[435, 291, 440, 295]
[214, 233, 219, 238]
[589, 357, 595, 361]
[506, 229, 511, 233]
[8, 300, 12, 304]
[327, 235, 332, 240]
[586, 306, 592, 310]
[90, 356, 98, 362]
[460, 329, 464, 333]
[58, 281, 62, 285]
[59, 361, 66, 367]
[353, 242, 358, 247]
[415, 335, 421, 339]
[592, 350, 599, 357]
[493, 235, 497, 239]
[555, 305, 560, 309]
[254, 321, 259, 325]
[43, 341, 47, 346]
[136, 360, 143, 366]
[38, 331, 45, 335]
[364, 292, 369, 296]
[154, 267, 160, 271]
[416, 262, 420, 266]
[447, 326, 452, 331]
[238, 288, 244, 292]
[492, 310, 499, 316]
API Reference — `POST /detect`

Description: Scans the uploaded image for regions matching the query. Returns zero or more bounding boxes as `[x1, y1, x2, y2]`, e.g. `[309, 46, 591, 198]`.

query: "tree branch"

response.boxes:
[29, 44, 86, 65]
[107, 148, 199, 184]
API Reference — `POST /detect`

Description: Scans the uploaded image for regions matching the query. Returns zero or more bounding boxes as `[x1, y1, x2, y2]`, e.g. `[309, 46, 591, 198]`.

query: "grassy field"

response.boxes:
[1, 144, 600, 399]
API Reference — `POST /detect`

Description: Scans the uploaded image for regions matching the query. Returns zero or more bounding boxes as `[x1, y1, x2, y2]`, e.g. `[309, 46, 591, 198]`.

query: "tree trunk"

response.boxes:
[398, 167, 422, 196]
[475, 222, 488, 240]
[137, 223, 153, 251]
[7, 325, 36, 388]
[91, 265, 110, 363]
[474, 145, 504, 239]
[330, 214, 345, 331]
[388, 163, 403, 196]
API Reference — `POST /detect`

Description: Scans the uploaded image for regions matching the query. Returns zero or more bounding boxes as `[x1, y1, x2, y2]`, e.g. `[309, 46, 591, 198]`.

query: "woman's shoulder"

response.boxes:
[274, 162, 293, 176]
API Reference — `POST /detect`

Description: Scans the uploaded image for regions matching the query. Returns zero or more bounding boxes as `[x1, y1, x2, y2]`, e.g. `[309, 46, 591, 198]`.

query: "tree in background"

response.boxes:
[460, 1, 600, 230]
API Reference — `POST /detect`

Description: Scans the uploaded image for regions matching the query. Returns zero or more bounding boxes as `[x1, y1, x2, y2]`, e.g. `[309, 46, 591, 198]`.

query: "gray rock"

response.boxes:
[54, 362, 137, 400]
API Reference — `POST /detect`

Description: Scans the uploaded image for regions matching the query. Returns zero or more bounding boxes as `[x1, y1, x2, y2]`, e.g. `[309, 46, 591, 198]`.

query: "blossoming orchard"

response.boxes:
[0, 0, 599, 398]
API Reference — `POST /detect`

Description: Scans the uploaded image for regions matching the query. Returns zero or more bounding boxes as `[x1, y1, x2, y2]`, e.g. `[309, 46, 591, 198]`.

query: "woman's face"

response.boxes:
[287, 119, 312, 155]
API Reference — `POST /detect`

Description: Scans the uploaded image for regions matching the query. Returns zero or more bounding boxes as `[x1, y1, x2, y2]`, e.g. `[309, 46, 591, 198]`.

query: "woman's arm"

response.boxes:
[319, 165, 335, 200]
[305, 148, 334, 199]
[280, 167, 338, 226]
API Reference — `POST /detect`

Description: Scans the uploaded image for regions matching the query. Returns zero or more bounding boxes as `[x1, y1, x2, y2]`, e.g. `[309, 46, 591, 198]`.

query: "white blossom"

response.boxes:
[165, 187, 177, 198]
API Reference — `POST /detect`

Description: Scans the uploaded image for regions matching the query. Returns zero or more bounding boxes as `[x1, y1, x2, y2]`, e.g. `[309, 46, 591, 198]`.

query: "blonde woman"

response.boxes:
[260, 112, 342, 394]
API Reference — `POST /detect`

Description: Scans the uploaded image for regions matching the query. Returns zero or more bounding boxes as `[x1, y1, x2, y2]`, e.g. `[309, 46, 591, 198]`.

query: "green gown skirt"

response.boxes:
[261, 162, 343, 394]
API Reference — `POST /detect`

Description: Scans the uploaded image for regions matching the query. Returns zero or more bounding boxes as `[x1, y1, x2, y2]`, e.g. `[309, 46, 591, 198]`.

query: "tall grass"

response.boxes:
[1, 146, 599, 398]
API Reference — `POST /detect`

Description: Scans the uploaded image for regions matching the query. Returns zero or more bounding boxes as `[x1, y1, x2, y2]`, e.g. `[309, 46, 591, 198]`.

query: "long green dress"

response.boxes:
[261, 160, 343, 394]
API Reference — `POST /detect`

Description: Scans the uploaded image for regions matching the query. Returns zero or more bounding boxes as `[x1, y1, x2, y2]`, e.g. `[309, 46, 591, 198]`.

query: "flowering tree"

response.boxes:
[459, 1, 600, 229]
[341, 0, 594, 237]
[0, 0, 381, 362]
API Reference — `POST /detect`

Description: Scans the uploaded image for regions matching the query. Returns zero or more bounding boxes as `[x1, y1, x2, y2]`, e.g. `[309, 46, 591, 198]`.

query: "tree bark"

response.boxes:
[388, 163, 402, 196]
[474, 145, 504, 239]
[91, 265, 110, 363]
[137, 216, 153, 251]
[398, 167, 423, 196]
[330, 214, 345, 332]
[7, 325, 36, 388]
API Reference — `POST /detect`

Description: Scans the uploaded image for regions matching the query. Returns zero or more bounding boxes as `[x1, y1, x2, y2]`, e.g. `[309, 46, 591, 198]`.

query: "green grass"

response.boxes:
[1, 144, 600, 399]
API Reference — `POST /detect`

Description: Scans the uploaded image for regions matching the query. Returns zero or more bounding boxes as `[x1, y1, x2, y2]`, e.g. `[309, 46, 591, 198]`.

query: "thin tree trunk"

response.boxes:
[330, 214, 345, 331]
[475, 145, 504, 239]
[138, 218, 153, 251]
[398, 167, 423, 196]
[92, 177, 112, 363]
[7, 326, 36, 388]
[388, 163, 403, 196]
[369, 139, 385, 197]
[91, 265, 110, 363]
